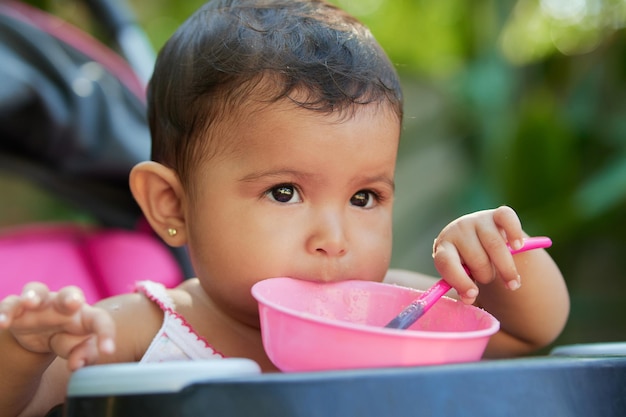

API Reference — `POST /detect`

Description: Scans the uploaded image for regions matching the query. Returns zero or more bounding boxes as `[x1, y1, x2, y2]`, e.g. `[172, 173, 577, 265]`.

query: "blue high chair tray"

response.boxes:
[63, 353, 626, 417]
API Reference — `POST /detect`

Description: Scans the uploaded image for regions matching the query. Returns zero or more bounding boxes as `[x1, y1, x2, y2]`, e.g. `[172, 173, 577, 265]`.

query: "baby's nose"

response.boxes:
[306, 211, 348, 257]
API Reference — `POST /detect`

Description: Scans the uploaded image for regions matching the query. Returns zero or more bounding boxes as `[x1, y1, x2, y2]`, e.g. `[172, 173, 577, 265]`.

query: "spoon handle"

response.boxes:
[384, 236, 552, 330]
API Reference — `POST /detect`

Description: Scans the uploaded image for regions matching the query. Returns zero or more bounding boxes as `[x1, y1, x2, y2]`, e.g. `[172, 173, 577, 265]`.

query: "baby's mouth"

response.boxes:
[277, 261, 354, 284]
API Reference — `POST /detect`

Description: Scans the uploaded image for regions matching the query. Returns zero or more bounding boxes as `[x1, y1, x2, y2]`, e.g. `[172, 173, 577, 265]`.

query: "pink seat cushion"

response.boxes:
[0, 223, 183, 303]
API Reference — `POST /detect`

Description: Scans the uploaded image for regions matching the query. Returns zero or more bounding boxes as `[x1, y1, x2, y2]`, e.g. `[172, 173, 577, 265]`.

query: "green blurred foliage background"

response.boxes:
[3, 0, 626, 352]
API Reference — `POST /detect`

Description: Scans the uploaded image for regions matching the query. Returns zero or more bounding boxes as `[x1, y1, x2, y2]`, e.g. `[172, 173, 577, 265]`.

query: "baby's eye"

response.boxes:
[350, 190, 376, 208]
[265, 184, 302, 204]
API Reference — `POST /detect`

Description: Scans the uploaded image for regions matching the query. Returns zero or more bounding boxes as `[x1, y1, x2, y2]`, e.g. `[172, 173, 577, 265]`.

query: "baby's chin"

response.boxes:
[263, 275, 382, 285]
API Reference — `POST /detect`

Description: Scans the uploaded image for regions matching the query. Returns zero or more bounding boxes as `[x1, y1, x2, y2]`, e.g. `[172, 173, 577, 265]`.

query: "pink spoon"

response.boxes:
[384, 236, 553, 330]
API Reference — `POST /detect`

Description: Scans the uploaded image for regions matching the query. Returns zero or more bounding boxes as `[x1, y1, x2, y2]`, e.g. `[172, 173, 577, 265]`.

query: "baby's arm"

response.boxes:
[0, 283, 116, 417]
[431, 206, 569, 356]
[388, 206, 569, 357]
[476, 242, 568, 357]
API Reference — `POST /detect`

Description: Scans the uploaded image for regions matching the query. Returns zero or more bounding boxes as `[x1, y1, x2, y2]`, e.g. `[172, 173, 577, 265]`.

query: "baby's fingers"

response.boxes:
[492, 206, 524, 251]
[49, 333, 102, 371]
[49, 305, 116, 370]
[20, 282, 53, 308]
[53, 287, 116, 354]
[433, 241, 479, 304]
[66, 336, 100, 371]
[0, 282, 52, 327]
[474, 227, 521, 290]
[80, 305, 116, 355]
[0, 295, 21, 328]
[53, 286, 87, 315]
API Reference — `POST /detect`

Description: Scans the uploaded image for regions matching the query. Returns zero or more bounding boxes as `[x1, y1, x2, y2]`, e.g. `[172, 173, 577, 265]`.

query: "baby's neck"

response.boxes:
[176, 279, 278, 372]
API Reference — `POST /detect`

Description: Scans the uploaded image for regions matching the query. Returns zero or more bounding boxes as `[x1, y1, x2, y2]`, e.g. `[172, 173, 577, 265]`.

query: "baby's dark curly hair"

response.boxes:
[148, 0, 403, 188]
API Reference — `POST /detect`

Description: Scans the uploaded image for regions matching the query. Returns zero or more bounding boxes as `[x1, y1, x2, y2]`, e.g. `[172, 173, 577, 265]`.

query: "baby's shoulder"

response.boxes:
[167, 278, 204, 310]
[97, 279, 203, 324]
[97, 292, 165, 348]
[101, 289, 172, 361]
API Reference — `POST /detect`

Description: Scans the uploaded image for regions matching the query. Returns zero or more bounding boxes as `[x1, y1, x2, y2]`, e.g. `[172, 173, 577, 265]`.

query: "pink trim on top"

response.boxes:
[136, 281, 225, 358]
[0, 0, 146, 100]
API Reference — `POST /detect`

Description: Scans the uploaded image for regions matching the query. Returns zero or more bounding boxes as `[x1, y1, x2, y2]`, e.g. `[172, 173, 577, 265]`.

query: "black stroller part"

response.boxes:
[172, 246, 195, 279]
[82, 0, 155, 83]
[0, 1, 194, 278]
[0, 5, 149, 229]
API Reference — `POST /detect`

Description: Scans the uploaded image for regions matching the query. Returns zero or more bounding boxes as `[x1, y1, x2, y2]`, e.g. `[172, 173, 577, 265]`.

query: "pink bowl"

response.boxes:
[251, 277, 499, 372]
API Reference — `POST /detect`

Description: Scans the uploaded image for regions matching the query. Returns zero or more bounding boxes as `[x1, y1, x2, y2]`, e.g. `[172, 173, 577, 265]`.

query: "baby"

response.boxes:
[0, 1, 569, 416]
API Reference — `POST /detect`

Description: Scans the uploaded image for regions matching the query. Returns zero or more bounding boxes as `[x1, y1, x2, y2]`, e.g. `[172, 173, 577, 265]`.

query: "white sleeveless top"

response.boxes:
[136, 280, 225, 363]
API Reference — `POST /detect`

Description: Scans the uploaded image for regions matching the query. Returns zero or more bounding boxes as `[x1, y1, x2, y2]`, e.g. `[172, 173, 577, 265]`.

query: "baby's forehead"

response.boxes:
[230, 96, 399, 143]
[183, 77, 401, 173]
[195, 96, 395, 154]
[181, 95, 400, 196]
[229, 80, 401, 122]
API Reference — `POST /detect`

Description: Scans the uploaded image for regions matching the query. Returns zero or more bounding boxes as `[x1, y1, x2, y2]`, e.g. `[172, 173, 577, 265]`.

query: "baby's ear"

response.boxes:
[129, 161, 187, 246]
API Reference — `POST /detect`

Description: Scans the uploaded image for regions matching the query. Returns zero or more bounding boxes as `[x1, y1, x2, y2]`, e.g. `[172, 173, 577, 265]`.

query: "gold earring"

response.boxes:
[167, 228, 177, 237]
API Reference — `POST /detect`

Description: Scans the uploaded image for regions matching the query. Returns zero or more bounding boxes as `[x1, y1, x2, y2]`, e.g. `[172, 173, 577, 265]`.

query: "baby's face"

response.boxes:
[185, 100, 400, 326]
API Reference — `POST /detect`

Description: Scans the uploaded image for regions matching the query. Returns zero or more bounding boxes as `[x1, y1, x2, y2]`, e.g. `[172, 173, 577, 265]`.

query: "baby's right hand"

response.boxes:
[0, 283, 115, 370]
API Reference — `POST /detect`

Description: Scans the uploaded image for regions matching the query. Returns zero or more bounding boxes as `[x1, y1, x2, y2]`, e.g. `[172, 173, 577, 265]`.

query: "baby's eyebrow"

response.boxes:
[239, 169, 314, 183]
[239, 170, 395, 190]
[366, 175, 396, 191]
[359, 175, 395, 191]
